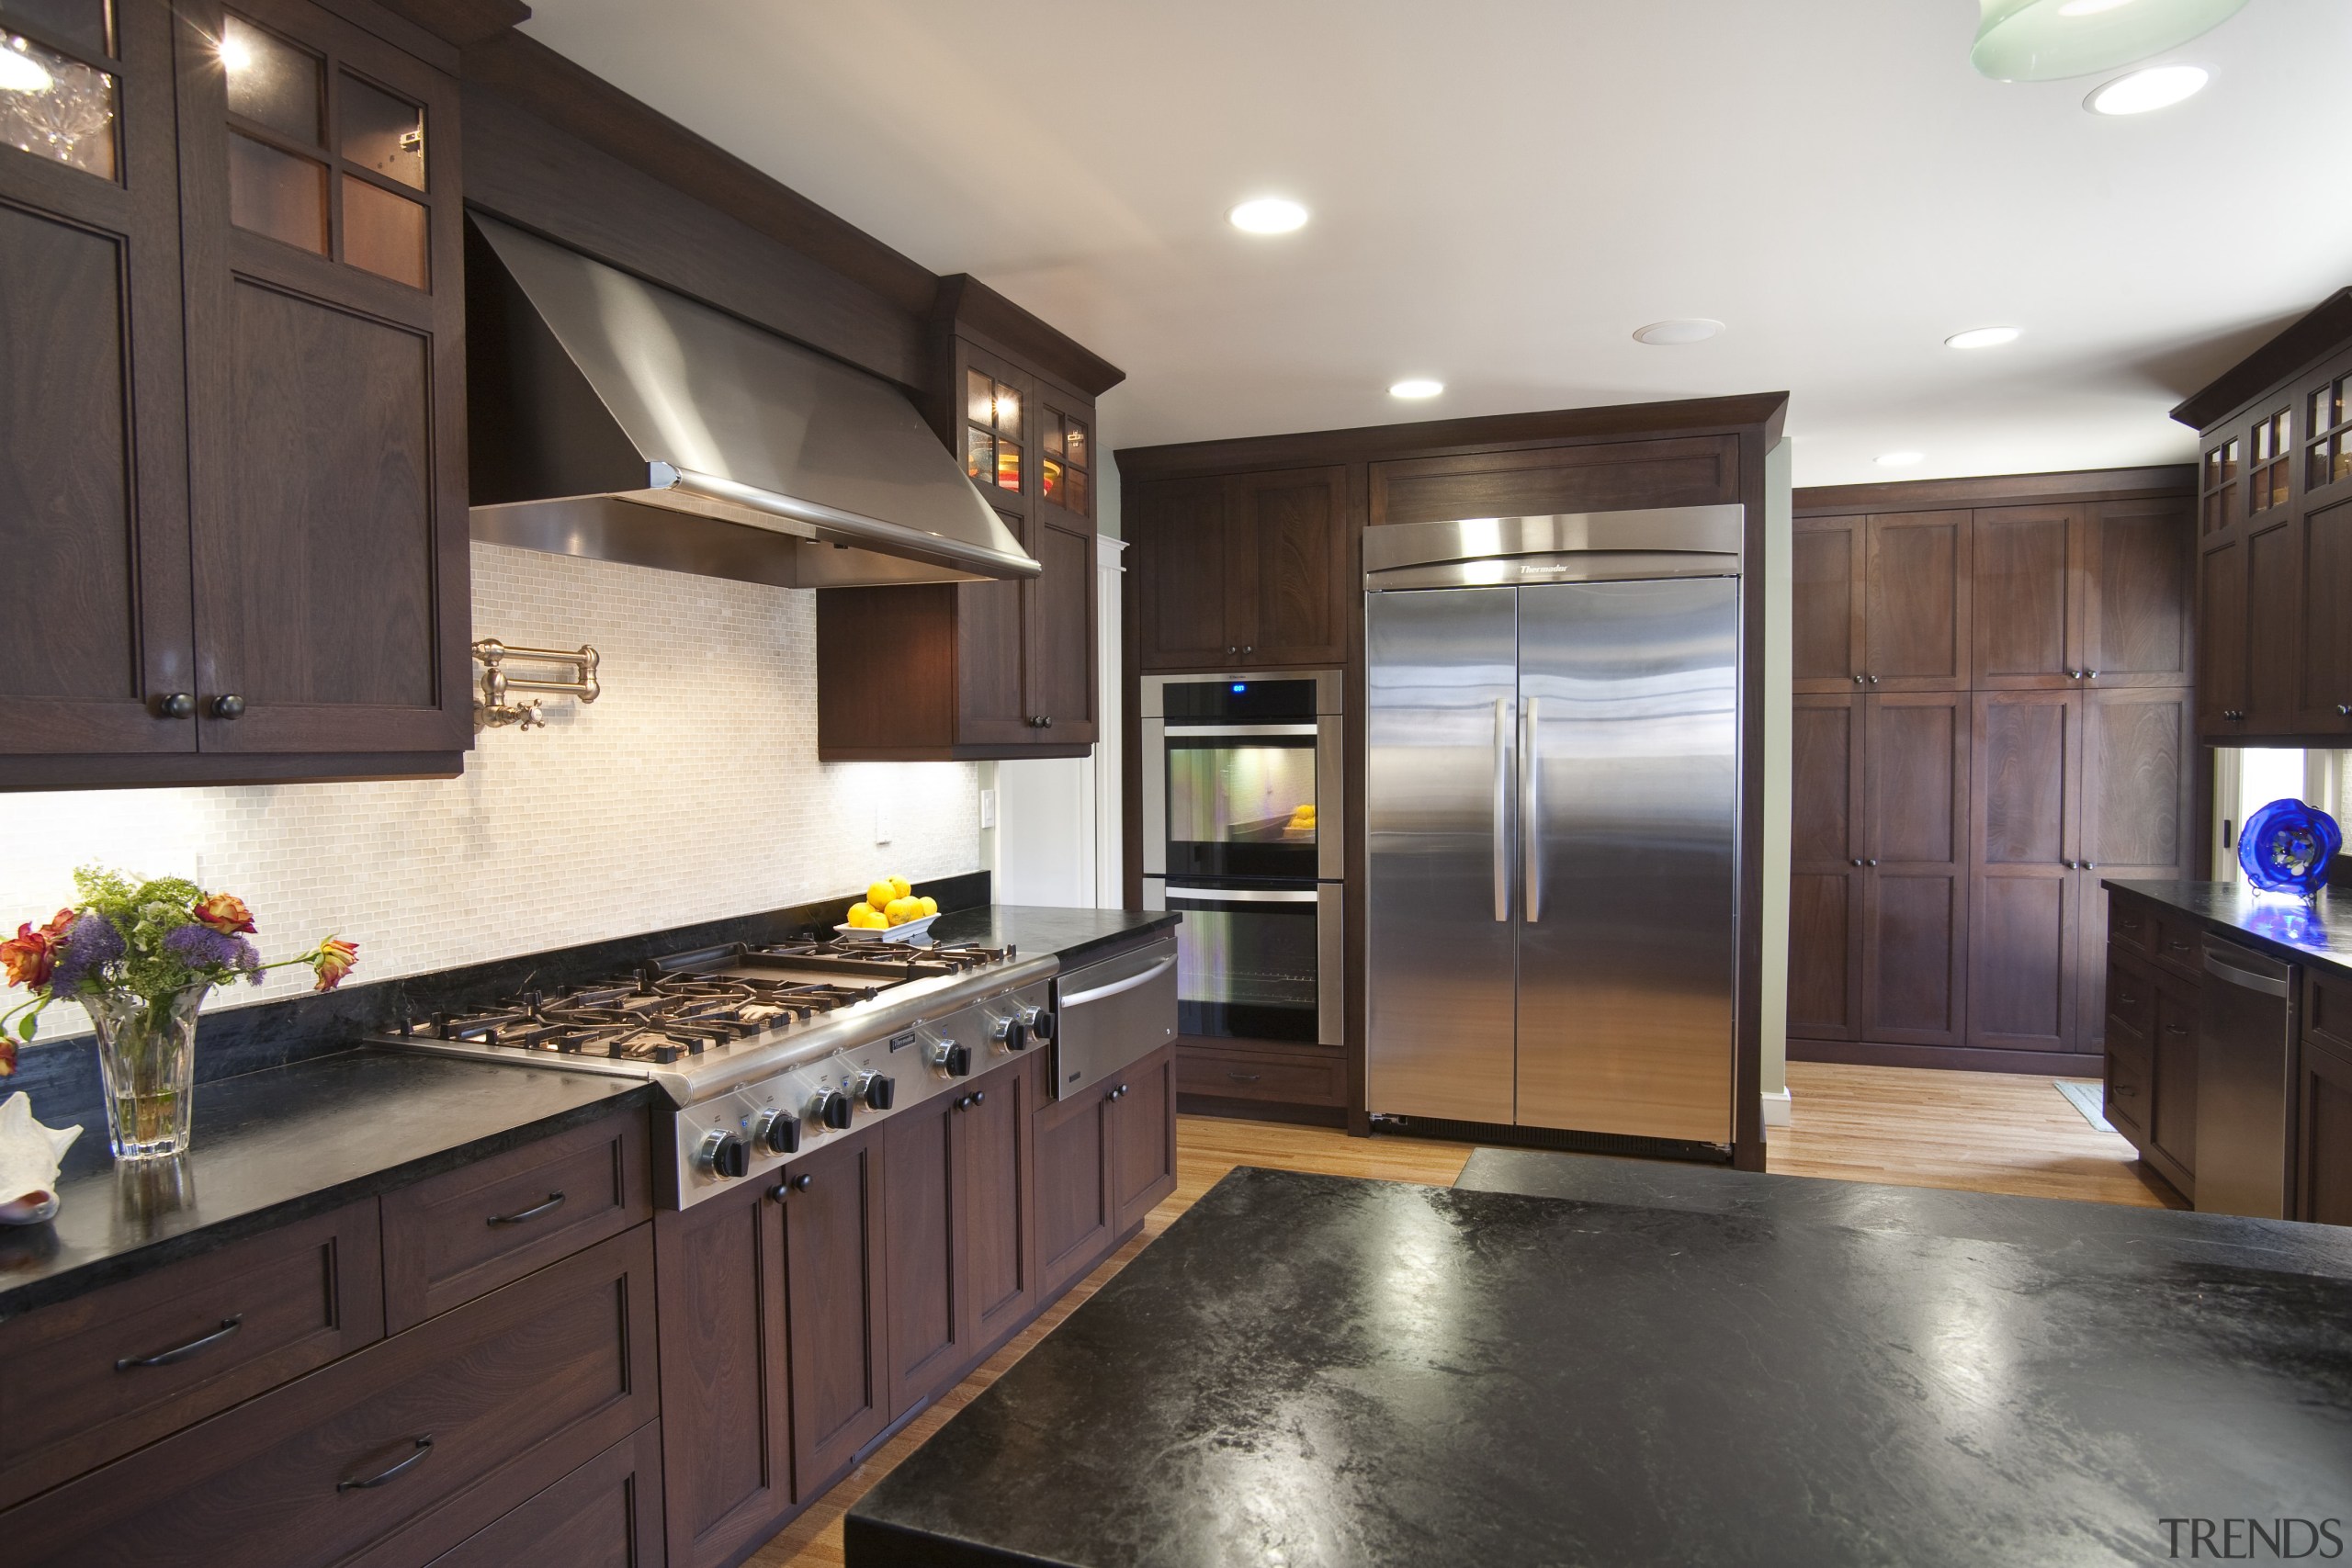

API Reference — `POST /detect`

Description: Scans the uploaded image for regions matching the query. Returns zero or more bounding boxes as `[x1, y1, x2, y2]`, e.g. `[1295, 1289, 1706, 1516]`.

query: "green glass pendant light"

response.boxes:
[1971, 0, 2250, 81]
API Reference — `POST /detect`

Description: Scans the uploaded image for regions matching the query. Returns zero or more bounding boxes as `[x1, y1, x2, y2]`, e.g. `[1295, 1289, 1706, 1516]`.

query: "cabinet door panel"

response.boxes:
[881, 1096, 962, 1419]
[1107, 1047, 1176, 1235]
[2152, 980, 2199, 1182]
[1230, 466, 1348, 666]
[2197, 536, 2247, 735]
[1863, 693, 1968, 1046]
[2299, 1037, 2352, 1226]
[1788, 873, 1861, 1041]
[961, 1057, 1036, 1346]
[956, 560, 1033, 748]
[1864, 512, 1970, 690]
[1131, 476, 1232, 669]
[1788, 694, 1863, 1040]
[429, 1424, 665, 1568]
[0, 0, 193, 758]
[1033, 1087, 1111, 1297]
[2082, 498, 2192, 687]
[175, 0, 469, 756]
[2301, 495, 2352, 732]
[1792, 518, 1864, 692]
[1866, 694, 1967, 866]
[1025, 517, 1096, 739]
[1970, 505, 2077, 689]
[782, 1130, 888, 1499]
[1967, 692, 2077, 1054]
[2106, 1016, 2152, 1141]
[1863, 871, 1967, 1046]
[2244, 518, 2301, 734]
[654, 1182, 788, 1568]
[1368, 436, 1739, 525]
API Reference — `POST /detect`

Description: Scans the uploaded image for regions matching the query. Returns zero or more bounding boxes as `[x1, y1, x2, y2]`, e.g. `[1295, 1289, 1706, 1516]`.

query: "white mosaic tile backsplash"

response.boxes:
[2, 542, 979, 1039]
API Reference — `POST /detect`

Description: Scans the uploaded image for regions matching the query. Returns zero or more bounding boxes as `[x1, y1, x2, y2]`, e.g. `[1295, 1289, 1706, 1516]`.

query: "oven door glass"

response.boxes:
[1165, 728, 1317, 879]
[1162, 886, 1319, 1043]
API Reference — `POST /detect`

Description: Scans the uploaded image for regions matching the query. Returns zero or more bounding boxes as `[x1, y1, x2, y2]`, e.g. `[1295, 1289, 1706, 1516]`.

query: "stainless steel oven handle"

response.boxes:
[1492, 695, 1510, 922]
[1059, 955, 1177, 1009]
[1161, 886, 1321, 903]
[1163, 723, 1321, 737]
[1521, 695, 1542, 924]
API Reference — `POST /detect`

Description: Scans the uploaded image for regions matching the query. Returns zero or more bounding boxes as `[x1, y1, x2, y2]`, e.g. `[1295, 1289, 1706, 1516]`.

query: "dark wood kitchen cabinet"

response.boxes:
[1, 0, 474, 789]
[424, 1424, 666, 1568]
[1129, 466, 1350, 670]
[1791, 468, 2195, 1075]
[779, 1126, 889, 1502]
[818, 283, 1121, 761]
[2174, 289, 2352, 743]
[2300, 969, 2352, 1225]
[1034, 1042, 1176, 1296]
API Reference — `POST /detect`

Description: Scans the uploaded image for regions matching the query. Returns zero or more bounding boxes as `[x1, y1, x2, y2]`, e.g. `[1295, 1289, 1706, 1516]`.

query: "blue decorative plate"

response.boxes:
[2238, 797, 2343, 898]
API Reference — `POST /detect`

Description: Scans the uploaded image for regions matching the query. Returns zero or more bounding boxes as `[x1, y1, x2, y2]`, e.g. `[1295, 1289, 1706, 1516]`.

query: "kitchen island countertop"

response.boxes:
[0, 1052, 650, 1321]
[2103, 878, 2349, 977]
[847, 1160, 2352, 1567]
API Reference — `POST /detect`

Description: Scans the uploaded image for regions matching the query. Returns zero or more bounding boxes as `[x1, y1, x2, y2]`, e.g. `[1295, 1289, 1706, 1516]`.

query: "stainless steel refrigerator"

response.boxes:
[1364, 507, 1743, 1146]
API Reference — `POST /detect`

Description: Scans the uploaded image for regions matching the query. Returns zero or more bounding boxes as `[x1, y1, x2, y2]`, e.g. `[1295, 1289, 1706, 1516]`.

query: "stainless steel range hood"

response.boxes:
[464, 215, 1037, 588]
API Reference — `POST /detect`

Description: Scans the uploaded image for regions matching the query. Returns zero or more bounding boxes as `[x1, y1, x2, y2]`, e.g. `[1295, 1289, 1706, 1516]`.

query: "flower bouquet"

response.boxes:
[2, 868, 358, 1159]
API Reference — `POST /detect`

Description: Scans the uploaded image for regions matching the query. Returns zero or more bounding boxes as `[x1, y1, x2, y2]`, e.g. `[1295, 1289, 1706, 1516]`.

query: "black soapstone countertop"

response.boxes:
[0, 1052, 650, 1321]
[929, 904, 1177, 969]
[0, 905, 1170, 1322]
[845, 1161, 2352, 1568]
[2103, 878, 2349, 977]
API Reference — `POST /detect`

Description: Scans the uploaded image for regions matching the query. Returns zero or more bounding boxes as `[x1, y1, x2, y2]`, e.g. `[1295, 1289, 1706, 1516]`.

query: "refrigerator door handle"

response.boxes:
[1492, 695, 1510, 922]
[1521, 695, 1543, 923]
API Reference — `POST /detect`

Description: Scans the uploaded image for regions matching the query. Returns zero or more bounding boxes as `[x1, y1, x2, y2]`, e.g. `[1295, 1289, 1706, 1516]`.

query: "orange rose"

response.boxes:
[311, 937, 358, 992]
[193, 893, 256, 935]
[0, 1036, 15, 1076]
[1, 912, 70, 990]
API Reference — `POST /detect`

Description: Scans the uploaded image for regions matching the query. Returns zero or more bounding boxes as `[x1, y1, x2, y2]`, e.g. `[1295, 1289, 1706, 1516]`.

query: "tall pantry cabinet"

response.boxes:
[1787, 471, 2197, 1076]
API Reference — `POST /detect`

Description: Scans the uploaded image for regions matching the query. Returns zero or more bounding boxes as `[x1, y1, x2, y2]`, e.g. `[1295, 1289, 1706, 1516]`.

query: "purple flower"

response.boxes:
[47, 913, 123, 994]
[164, 922, 261, 977]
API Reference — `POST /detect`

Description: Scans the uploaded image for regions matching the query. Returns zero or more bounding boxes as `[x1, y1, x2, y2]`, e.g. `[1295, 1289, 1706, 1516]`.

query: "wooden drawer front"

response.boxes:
[4, 1224, 659, 1568]
[2105, 1022, 2153, 1141]
[0, 1200, 383, 1509]
[2108, 894, 2154, 957]
[2104, 953, 2154, 1043]
[2153, 911, 2206, 979]
[383, 1108, 650, 1332]
[426, 1423, 663, 1568]
[1176, 1043, 1346, 1107]
[2307, 969, 2352, 1058]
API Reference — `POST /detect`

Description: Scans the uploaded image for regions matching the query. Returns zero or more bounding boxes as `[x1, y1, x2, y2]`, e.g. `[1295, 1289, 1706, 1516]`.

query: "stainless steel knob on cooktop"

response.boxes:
[930, 1040, 972, 1078]
[1018, 1003, 1055, 1043]
[752, 1107, 801, 1156]
[811, 1088, 853, 1131]
[696, 1129, 750, 1179]
[990, 1013, 1028, 1053]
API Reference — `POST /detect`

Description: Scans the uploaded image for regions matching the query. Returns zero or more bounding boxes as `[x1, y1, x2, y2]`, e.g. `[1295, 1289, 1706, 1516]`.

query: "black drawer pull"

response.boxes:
[2165, 940, 2191, 952]
[2164, 1024, 2191, 1036]
[337, 1436, 433, 1492]
[487, 1191, 566, 1226]
[769, 1172, 815, 1201]
[116, 1314, 243, 1371]
[2117, 992, 2137, 1005]
[1227, 1072, 1262, 1083]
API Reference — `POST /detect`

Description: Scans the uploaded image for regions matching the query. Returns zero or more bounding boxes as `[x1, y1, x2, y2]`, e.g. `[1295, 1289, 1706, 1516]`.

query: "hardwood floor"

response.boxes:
[747, 1061, 2178, 1566]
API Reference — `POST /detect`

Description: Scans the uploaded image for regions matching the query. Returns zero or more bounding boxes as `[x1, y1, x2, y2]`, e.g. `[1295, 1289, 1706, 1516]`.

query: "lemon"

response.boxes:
[888, 875, 912, 900]
[845, 903, 882, 929]
[867, 880, 896, 909]
[883, 897, 918, 925]
[917, 896, 938, 917]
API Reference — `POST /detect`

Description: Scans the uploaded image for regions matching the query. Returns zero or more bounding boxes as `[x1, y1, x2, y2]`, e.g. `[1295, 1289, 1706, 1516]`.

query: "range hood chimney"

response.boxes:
[464, 215, 1037, 588]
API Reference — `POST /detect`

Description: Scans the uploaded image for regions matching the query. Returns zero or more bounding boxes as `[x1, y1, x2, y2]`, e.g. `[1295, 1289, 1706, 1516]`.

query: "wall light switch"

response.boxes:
[980, 789, 997, 829]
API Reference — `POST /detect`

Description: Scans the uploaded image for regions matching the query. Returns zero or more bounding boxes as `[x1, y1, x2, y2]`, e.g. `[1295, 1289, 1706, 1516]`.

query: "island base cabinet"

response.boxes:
[2300, 969, 2352, 1225]
[1107, 1048, 1179, 1235]
[1034, 1043, 1178, 1299]
[0, 1225, 659, 1568]
[427, 1423, 665, 1568]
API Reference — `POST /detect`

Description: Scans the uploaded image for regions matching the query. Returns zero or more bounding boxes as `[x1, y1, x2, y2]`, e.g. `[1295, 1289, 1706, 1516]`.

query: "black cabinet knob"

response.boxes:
[1865, 859, 1879, 867]
[1865, 674, 1880, 685]
[769, 1171, 814, 1200]
[1849, 858, 1863, 867]
[861, 1073, 896, 1111]
[1041, 715, 1053, 728]
[2083, 671, 2098, 682]
[813, 1089, 853, 1130]
[1227, 646, 1238, 656]
[1852, 673, 1865, 685]
[1241, 647, 1252, 656]
[970, 1090, 985, 1106]
[209, 694, 245, 719]
[156, 692, 195, 719]
[2337, 703, 2351, 716]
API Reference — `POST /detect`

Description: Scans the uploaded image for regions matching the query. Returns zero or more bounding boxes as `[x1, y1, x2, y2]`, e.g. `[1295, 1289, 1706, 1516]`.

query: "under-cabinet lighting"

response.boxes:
[1388, 378, 1444, 400]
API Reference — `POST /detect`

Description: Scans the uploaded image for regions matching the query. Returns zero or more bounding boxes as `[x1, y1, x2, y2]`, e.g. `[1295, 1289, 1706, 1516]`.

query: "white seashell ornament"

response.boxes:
[0, 1091, 83, 1225]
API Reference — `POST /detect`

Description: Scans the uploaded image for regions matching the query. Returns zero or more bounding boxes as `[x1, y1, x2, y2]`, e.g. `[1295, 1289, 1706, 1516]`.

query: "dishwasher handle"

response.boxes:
[2202, 940, 2291, 998]
[1059, 953, 1176, 1010]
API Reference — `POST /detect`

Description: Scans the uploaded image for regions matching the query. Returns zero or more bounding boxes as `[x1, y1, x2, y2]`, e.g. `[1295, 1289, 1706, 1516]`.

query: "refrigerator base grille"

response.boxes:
[1369, 1114, 1730, 1166]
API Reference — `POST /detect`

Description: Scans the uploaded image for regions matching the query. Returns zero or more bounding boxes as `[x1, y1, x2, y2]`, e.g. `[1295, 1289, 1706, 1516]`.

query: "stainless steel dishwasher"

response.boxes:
[1051, 936, 1179, 1099]
[2197, 935, 2298, 1218]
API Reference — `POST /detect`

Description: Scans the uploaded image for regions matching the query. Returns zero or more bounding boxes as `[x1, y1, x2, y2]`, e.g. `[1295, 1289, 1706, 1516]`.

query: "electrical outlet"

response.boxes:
[874, 800, 892, 844]
[979, 789, 997, 829]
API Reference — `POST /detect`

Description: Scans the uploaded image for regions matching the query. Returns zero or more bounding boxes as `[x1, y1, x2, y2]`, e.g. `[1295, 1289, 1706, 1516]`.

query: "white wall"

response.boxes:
[1, 542, 980, 1040]
[1758, 437, 1794, 1128]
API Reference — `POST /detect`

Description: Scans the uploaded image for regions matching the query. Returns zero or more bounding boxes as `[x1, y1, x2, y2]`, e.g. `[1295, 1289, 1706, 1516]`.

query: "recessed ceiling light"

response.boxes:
[2085, 62, 2209, 113]
[2057, 0, 2137, 15]
[0, 41, 55, 94]
[1227, 197, 1308, 235]
[1876, 451, 1926, 468]
[1946, 326, 2023, 349]
[1388, 378, 1444, 400]
[1633, 319, 1724, 346]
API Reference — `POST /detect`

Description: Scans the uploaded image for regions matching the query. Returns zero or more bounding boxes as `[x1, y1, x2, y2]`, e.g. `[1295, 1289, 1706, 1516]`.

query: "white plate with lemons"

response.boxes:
[838, 878, 941, 942]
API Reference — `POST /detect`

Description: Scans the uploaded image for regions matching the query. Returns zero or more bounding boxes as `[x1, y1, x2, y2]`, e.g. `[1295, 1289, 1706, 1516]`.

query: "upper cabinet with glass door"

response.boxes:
[964, 363, 1026, 511]
[1039, 399, 1091, 524]
[1, 0, 121, 179]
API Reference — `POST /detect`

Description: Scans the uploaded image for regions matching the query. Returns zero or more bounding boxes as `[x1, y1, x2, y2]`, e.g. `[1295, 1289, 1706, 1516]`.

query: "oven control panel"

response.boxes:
[661, 976, 1050, 1207]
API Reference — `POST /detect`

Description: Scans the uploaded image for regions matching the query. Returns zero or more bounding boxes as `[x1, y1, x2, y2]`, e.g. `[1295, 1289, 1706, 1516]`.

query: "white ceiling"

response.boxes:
[518, 0, 2352, 488]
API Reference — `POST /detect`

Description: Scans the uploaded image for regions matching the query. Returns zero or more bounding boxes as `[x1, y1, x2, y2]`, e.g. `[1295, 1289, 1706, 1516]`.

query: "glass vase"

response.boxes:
[85, 984, 208, 1159]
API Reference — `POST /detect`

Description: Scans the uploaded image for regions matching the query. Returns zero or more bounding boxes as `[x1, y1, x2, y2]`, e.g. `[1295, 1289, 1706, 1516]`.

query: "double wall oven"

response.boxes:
[1141, 671, 1343, 1050]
